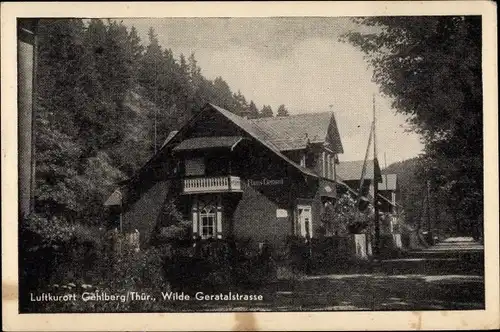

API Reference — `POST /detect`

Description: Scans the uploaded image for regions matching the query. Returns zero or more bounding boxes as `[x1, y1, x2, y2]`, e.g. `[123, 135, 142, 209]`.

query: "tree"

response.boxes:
[33, 19, 264, 226]
[260, 105, 273, 118]
[343, 17, 482, 236]
[247, 100, 259, 119]
[139, 28, 163, 97]
[277, 104, 289, 116]
[126, 26, 144, 84]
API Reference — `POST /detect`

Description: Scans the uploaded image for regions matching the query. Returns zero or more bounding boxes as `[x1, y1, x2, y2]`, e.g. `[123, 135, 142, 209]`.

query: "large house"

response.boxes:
[105, 103, 344, 250]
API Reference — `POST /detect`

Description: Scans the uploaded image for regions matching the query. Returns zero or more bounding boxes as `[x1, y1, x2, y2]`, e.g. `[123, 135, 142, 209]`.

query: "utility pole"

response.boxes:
[154, 60, 158, 154]
[426, 180, 432, 242]
[373, 94, 380, 259]
[384, 152, 388, 191]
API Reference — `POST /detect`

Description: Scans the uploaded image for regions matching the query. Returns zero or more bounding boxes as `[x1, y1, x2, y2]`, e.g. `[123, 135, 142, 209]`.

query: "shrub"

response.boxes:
[19, 213, 109, 311]
[151, 199, 192, 245]
[20, 214, 105, 287]
[322, 194, 373, 235]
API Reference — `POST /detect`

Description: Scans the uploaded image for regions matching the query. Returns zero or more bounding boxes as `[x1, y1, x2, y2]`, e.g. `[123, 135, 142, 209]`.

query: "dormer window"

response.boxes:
[305, 150, 315, 169]
[300, 154, 306, 167]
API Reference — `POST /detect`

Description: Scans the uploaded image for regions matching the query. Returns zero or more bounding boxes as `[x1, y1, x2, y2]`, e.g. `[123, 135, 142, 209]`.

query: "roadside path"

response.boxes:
[195, 237, 485, 311]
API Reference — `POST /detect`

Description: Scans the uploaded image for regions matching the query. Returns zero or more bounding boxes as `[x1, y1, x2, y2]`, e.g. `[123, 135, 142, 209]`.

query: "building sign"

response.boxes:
[276, 209, 288, 218]
[247, 178, 284, 186]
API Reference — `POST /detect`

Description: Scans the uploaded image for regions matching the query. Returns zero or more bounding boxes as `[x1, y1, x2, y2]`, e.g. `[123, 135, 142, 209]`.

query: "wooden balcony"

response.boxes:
[183, 176, 242, 194]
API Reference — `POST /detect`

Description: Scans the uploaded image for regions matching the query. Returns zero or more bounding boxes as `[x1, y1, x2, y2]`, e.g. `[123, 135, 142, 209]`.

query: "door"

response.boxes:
[297, 205, 313, 238]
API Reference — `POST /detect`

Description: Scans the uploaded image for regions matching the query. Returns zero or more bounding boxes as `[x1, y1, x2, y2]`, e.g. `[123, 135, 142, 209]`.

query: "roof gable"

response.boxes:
[336, 159, 382, 181]
[378, 174, 398, 191]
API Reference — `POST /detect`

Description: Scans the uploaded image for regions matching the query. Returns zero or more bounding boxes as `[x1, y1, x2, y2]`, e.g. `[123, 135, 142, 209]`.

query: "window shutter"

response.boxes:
[216, 196, 223, 239]
[192, 198, 198, 237]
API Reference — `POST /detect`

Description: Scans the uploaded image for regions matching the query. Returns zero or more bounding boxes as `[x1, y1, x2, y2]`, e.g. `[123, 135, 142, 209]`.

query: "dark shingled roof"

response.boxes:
[253, 112, 343, 153]
[337, 160, 379, 181]
[378, 174, 398, 191]
[172, 136, 243, 151]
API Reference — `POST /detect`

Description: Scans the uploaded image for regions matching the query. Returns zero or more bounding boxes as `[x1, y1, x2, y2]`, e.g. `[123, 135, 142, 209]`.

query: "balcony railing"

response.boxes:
[183, 176, 242, 194]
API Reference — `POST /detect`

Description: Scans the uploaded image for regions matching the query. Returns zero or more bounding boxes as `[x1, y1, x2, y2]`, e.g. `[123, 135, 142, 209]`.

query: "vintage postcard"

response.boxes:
[2, 1, 499, 331]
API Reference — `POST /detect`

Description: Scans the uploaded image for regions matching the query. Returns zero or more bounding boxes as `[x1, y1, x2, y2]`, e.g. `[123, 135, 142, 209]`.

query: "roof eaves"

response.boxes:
[377, 193, 395, 206]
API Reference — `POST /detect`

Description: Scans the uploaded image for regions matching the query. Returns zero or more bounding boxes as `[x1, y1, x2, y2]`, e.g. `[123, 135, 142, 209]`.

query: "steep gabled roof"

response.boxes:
[336, 159, 381, 181]
[208, 104, 318, 178]
[104, 103, 344, 205]
[252, 112, 343, 152]
[378, 174, 398, 191]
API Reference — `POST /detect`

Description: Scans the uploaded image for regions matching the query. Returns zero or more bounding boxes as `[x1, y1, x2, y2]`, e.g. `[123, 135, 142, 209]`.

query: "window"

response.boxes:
[326, 153, 331, 179]
[200, 206, 216, 239]
[185, 157, 205, 176]
[305, 151, 315, 168]
[322, 152, 327, 177]
[331, 155, 336, 179]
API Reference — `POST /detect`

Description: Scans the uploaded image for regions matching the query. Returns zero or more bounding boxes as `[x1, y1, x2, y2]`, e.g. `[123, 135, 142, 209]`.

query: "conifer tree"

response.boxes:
[260, 105, 273, 118]
[247, 101, 259, 119]
[277, 104, 289, 116]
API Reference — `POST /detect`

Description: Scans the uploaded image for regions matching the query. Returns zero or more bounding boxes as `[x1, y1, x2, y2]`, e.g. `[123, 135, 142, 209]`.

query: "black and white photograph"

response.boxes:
[2, 1, 499, 331]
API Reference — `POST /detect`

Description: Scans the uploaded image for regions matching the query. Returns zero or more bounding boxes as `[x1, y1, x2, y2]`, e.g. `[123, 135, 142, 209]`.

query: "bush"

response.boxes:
[151, 199, 192, 245]
[322, 194, 373, 235]
[22, 243, 172, 313]
[19, 214, 105, 289]
[157, 220, 192, 242]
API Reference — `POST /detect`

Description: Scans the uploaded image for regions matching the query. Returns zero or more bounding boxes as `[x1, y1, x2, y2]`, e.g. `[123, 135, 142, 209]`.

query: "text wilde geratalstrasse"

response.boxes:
[30, 291, 264, 303]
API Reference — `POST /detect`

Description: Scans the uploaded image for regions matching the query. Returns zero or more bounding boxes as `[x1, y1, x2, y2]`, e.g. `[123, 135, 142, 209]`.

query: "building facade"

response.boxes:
[105, 103, 344, 250]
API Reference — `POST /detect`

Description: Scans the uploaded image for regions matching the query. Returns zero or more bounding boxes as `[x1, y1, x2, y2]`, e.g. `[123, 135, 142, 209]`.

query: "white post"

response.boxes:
[217, 195, 222, 239]
[192, 197, 198, 237]
[117, 190, 123, 233]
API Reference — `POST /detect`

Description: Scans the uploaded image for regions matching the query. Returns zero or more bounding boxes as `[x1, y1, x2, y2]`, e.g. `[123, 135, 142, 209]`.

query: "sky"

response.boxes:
[121, 17, 424, 166]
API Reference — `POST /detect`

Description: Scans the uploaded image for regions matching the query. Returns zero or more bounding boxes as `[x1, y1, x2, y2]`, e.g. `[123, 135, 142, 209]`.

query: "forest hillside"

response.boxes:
[34, 19, 283, 225]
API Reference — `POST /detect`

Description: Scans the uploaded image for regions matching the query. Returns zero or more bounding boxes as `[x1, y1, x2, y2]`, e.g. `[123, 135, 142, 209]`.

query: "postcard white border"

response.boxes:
[2, 1, 499, 331]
